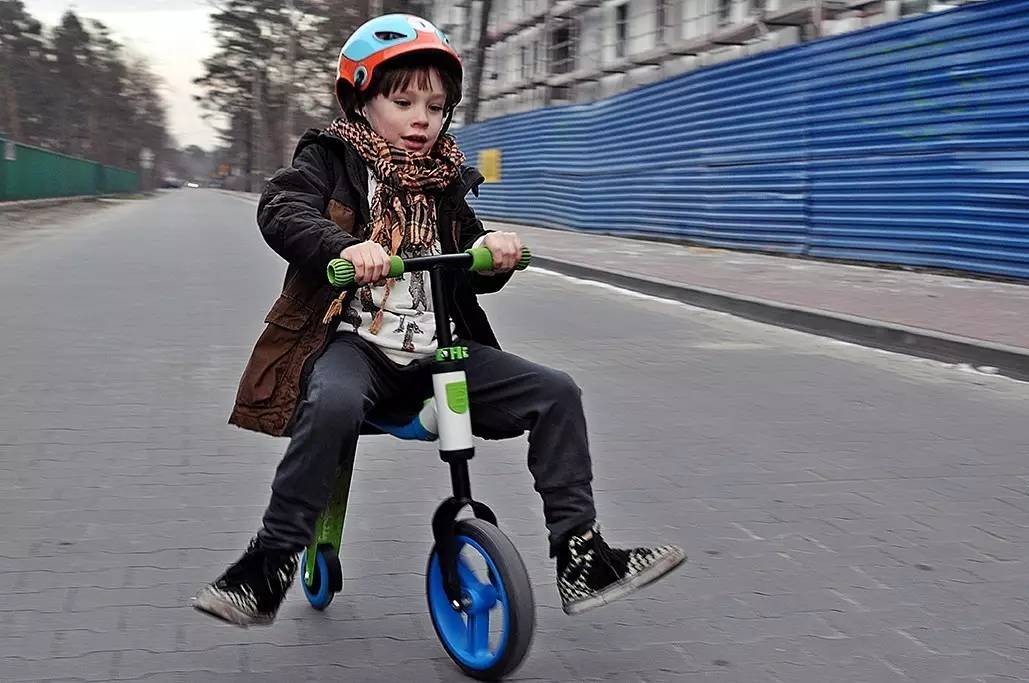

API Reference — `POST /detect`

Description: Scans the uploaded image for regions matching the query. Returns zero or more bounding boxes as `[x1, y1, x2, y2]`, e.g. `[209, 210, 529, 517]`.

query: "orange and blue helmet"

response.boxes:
[336, 14, 463, 114]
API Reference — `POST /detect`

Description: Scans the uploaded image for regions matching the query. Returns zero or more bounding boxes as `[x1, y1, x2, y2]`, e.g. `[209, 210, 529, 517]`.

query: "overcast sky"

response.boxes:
[24, 0, 221, 149]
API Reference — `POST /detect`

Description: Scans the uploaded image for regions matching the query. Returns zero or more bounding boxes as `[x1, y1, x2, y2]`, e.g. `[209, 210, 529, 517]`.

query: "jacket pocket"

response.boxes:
[236, 295, 315, 405]
[265, 292, 314, 330]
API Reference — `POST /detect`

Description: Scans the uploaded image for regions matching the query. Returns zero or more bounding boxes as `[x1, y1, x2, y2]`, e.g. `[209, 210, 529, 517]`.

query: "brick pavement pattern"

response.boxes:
[2, 192, 1028, 682]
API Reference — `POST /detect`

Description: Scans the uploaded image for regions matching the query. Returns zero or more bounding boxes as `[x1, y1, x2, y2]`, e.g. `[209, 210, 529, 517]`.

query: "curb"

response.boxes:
[0, 196, 98, 209]
[532, 256, 1029, 382]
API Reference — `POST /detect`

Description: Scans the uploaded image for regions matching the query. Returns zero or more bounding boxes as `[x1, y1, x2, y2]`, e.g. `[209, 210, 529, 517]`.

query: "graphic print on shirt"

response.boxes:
[342, 302, 362, 331]
[402, 320, 424, 352]
[337, 232, 444, 362]
[409, 271, 428, 312]
[407, 244, 430, 313]
[359, 286, 378, 315]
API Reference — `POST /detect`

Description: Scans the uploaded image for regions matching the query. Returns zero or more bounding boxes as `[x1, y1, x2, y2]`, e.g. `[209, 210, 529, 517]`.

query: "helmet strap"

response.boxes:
[440, 108, 455, 135]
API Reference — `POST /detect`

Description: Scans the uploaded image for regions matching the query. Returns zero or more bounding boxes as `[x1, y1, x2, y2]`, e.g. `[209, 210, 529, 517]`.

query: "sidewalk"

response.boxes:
[487, 221, 1029, 381]
[0, 195, 97, 210]
[212, 190, 1029, 381]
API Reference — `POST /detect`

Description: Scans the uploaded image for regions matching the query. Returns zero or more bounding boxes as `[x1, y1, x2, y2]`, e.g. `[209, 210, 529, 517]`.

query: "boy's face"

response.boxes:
[362, 67, 447, 156]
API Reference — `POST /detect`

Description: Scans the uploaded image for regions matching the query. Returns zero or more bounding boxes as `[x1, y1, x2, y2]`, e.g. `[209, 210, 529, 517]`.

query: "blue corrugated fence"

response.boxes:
[455, 0, 1029, 279]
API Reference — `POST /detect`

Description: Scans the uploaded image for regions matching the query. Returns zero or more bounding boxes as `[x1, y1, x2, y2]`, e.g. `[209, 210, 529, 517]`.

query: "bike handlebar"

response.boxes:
[326, 246, 531, 288]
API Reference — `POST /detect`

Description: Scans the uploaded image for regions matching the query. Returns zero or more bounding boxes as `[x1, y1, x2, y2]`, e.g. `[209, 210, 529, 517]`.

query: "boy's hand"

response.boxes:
[481, 231, 523, 274]
[341, 241, 391, 285]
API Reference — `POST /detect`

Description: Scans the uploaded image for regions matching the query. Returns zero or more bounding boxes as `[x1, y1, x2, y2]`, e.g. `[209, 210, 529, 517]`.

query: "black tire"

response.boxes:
[303, 545, 342, 611]
[324, 547, 343, 593]
[426, 518, 535, 681]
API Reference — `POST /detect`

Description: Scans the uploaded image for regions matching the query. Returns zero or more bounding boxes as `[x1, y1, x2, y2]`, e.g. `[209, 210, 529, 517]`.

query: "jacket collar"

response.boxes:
[303, 128, 484, 213]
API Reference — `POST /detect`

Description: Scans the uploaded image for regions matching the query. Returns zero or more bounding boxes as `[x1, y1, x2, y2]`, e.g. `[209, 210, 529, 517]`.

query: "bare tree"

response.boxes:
[463, 0, 492, 124]
[0, 3, 170, 177]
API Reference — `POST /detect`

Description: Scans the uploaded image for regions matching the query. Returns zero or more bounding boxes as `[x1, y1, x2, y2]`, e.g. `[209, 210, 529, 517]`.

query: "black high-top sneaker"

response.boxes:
[557, 524, 686, 615]
[192, 538, 298, 627]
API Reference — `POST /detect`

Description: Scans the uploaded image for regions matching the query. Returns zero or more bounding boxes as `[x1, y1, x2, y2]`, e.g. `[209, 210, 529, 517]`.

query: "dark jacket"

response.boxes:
[228, 129, 510, 436]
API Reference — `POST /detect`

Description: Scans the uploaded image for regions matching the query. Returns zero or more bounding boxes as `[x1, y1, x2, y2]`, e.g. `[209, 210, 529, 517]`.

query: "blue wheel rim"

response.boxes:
[427, 535, 510, 671]
[302, 549, 332, 609]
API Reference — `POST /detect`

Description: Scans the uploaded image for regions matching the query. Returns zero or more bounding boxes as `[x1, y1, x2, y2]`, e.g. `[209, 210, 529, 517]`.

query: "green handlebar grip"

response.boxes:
[466, 247, 494, 272]
[327, 255, 405, 287]
[387, 255, 405, 278]
[516, 246, 532, 270]
[327, 259, 355, 287]
[465, 246, 532, 272]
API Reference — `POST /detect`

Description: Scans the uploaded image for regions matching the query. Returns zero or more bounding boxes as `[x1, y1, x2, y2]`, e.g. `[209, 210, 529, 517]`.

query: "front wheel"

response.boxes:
[426, 519, 535, 681]
[301, 545, 342, 610]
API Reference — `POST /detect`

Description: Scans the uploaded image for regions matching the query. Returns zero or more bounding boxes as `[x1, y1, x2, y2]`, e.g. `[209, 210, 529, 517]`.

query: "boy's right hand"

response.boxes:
[340, 241, 391, 285]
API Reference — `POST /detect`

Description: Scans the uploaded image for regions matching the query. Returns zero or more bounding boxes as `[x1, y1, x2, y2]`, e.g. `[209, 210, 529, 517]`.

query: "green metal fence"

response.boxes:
[98, 165, 140, 194]
[0, 137, 140, 201]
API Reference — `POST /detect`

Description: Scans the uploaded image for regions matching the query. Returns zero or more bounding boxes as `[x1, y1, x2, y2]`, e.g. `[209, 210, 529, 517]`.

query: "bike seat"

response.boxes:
[362, 402, 438, 442]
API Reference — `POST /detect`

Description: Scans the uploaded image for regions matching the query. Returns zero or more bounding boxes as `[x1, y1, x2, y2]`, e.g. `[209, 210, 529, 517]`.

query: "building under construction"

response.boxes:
[430, 0, 979, 124]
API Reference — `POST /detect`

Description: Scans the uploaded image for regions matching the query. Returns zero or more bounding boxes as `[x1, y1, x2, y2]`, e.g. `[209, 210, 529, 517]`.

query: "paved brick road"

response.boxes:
[2, 191, 1028, 681]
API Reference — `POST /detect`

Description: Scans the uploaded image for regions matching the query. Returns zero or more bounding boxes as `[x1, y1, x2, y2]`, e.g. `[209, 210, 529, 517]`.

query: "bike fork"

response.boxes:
[428, 266, 497, 608]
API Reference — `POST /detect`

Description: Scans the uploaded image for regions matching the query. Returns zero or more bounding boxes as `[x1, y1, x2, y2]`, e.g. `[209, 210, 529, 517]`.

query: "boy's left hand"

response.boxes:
[481, 231, 523, 274]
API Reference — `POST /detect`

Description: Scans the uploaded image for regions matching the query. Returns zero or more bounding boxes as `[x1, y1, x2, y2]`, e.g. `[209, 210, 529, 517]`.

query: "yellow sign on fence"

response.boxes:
[478, 148, 502, 183]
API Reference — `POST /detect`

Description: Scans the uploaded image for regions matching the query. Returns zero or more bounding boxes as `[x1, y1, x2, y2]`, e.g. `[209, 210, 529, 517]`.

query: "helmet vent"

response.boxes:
[375, 31, 406, 41]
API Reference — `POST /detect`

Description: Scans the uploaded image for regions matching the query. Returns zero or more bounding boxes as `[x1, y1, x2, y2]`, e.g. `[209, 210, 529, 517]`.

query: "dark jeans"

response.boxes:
[256, 332, 596, 557]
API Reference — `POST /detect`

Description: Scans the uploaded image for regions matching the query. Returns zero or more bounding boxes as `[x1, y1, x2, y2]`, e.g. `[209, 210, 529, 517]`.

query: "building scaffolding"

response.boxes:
[429, 0, 979, 123]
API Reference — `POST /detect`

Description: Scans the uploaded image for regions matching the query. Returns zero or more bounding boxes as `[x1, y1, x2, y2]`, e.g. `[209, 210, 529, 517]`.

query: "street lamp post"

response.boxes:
[284, 0, 298, 167]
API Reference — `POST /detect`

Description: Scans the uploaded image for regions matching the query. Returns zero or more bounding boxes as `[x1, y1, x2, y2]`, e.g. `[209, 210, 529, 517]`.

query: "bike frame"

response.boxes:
[310, 249, 522, 608]
[414, 254, 500, 610]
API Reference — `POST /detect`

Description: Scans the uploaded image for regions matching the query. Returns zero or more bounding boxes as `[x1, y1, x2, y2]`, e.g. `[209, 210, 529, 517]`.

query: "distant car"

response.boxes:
[184, 181, 200, 188]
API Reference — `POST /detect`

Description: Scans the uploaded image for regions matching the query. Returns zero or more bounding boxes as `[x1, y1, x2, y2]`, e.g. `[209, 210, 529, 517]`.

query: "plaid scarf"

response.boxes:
[322, 119, 465, 333]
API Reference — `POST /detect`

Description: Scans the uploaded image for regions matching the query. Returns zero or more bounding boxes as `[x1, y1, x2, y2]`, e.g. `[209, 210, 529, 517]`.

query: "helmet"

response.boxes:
[336, 14, 462, 114]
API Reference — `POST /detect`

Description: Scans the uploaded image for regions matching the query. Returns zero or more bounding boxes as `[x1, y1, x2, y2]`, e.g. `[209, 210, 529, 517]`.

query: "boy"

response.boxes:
[194, 14, 685, 627]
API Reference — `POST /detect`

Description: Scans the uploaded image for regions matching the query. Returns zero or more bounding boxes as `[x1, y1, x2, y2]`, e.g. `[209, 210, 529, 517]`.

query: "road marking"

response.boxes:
[529, 267, 1026, 386]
